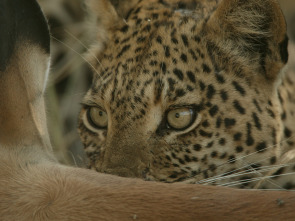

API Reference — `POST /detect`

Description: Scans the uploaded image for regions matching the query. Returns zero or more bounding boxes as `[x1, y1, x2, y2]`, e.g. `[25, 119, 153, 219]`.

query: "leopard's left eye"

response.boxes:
[166, 108, 196, 130]
[86, 107, 108, 129]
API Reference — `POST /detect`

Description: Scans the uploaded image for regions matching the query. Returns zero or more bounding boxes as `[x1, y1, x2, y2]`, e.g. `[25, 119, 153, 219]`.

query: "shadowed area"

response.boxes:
[0, 0, 50, 71]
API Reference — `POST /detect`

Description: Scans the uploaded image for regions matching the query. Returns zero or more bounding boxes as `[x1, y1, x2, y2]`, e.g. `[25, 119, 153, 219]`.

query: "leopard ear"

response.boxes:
[109, 0, 140, 19]
[205, 0, 288, 81]
[85, 0, 139, 62]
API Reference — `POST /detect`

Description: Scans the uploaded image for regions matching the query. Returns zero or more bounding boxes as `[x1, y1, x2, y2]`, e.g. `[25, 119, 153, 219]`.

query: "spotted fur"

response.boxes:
[78, 0, 295, 189]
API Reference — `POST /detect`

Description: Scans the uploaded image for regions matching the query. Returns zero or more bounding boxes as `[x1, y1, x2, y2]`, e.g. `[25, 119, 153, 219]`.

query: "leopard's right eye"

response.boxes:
[86, 107, 108, 129]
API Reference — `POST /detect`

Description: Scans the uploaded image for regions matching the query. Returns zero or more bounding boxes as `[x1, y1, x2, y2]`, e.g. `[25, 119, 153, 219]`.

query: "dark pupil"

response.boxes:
[175, 113, 180, 118]
[99, 111, 103, 116]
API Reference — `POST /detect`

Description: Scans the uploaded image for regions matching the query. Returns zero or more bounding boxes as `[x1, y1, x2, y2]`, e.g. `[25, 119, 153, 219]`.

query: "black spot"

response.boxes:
[228, 155, 236, 164]
[117, 44, 131, 58]
[178, 158, 185, 164]
[181, 34, 189, 47]
[186, 71, 196, 83]
[209, 105, 219, 117]
[169, 173, 178, 179]
[256, 142, 267, 153]
[164, 45, 170, 57]
[176, 89, 186, 97]
[273, 167, 285, 177]
[184, 155, 191, 162]
[206, 141, 214, 148]
[120, 25, 129, 33]
[173, 68, 184, 80]
[199, 130, 213, 138]
[203, 171, 209, 179]
[135, 47, 142, 53]
[152, 50, 158, 56]
[219, 138, 226, 145]
[199, 81, 206, 91]
[206, 102, 212, 107]
[206, 85, 216, 99]
[232, 81, 246, 96]
[216, 117, 222, 128]
[246, 123, 254, 146]
[180, 53, 188, 63]
[281, 112, 286, 120]
[193, 35, 201, 42]
[171, 37, 178, 44]
[253, 99, 262, 113]
[147, 11, 156, 18]
[270, 156, 276, 164]
[233, 100, 246, 114]
[168, 78, 176, 91]
[202, 63, 211, 73]
[188, 49, 198, 61]
[215, 73, 225, 83]
[156, 36, 162, 44]
[194, 144, 202, 151]
[233, 132, 242, 141]
[252, 112, 262, 130]
[224, 118, 236, 128]
[267, 108, 275, 118]
[171, 152, 177, 159]
[137, 36, 146, 43]
[202, 120, 210, 127]
[220, 90, 228, 101]
[140, 109, 146, 115]
[284, 127, 292, 138]
[136, 18, 142, 25]
[209, 164, 217, 171]
[134, 7, 141, 14]
[143, 24, 151, 32]
[166, 155, 171, 161]
[192, 157, 198, 162]
[187, 85, 194, 91]
[134, 96, 142, 103]
[236, 146, 244, 153]
[114, 39, 120, 44]
[160, 62, 167, 73]
[150, 60, 157, 66]
[283, 182, 295, 190]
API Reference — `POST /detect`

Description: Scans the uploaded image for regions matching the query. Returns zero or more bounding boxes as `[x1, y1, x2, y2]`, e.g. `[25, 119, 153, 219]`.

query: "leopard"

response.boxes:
[77, 0, 295, 189]
[1, 0, 295, 219]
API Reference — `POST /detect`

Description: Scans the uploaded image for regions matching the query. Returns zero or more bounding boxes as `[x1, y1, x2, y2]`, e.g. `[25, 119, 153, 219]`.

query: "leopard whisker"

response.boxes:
[197, 136, 295, 184]
[197, 163, 293, 185]
[196, 154, 273, 185]
[64, 29, 106, 73]
[50, 35, 102, 78]
[219, 172, 295, 189]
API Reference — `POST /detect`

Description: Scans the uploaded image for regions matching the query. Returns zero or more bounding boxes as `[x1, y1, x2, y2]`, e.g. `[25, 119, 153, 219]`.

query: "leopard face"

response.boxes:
[78, 0, 295, 189]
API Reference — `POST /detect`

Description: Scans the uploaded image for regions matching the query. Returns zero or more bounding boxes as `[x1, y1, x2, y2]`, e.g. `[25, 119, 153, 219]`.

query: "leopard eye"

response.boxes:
[86, 107, 108, 129]
[167, 108, 196, 130]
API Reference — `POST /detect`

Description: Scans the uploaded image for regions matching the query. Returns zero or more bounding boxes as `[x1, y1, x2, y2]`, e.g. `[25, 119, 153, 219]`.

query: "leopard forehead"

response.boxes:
[79, 0, 291, 187]
[89, 1, 215, 101]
